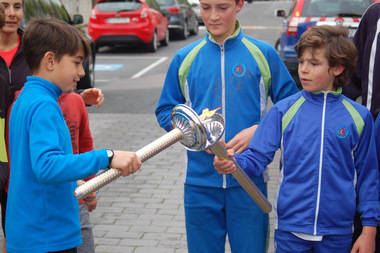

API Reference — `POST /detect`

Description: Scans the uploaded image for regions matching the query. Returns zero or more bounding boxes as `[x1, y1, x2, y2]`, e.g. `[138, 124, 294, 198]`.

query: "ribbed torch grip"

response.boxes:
[74, 128, 183, 199]
[210, 142, 272, 213]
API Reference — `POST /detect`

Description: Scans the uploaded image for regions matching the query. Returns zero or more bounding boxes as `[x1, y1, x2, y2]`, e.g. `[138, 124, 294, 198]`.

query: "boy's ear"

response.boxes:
[331, 64, 345, 77]
[43, 51, 56, 71]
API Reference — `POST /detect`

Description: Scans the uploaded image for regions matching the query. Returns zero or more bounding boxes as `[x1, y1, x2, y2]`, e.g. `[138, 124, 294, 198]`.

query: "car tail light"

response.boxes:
[90, 9, 97, 19]
[167, 7, 180, 14]
[286, 0, 303, 36]
[141, 9, 148, 18]
[287, 17, 299, 36]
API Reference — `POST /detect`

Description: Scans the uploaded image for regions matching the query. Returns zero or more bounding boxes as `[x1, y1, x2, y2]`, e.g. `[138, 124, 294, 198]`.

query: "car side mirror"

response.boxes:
[72, 14, 84, 25]
[275, 9, 286, 18]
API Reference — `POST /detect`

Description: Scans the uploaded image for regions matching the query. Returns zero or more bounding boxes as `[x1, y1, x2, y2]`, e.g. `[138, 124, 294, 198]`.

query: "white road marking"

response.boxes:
[131, 57, 168, 79]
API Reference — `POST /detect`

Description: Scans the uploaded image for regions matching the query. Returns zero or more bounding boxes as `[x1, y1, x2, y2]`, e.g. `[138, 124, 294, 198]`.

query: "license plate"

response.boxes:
[107, 17, 130, 24]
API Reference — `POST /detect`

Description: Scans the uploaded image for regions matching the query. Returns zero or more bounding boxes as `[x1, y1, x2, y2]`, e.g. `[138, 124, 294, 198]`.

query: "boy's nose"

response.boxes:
[79, 65, 85, 77]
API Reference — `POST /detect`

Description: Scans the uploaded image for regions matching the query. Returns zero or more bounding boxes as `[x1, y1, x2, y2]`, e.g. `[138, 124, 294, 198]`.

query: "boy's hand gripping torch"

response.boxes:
[73, 104, 272, 213]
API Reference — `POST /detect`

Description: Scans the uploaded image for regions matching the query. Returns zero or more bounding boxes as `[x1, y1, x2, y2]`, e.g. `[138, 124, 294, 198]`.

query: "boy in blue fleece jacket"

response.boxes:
[6, 17, 141, 253]
[214, 25, 379, 253]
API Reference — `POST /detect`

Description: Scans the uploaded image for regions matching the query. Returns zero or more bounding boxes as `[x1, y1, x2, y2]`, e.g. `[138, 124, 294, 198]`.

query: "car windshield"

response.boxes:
[97, 0, 142, 12]
[301, 0, 373, 17]
[156, 0, 175, 6]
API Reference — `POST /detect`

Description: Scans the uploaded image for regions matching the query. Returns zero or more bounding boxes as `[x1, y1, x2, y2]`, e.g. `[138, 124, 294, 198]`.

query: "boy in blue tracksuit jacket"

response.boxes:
[155, 0, 298, 251]
[214, 26, 379, 253]
[6, 18, 141, 253]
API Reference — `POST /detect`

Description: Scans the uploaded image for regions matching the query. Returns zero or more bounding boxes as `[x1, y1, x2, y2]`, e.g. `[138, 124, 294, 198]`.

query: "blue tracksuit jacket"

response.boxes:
[6, 76, 109, 252]
[236, 89, 379, 235]
[155, 22, 298, 188]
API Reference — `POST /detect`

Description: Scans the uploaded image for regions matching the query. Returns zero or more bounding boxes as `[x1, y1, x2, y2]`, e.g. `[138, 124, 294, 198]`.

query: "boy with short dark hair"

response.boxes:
[214, 25, 379, 253]
[5, 17, 142, 253]
[155, 0, 298, 251]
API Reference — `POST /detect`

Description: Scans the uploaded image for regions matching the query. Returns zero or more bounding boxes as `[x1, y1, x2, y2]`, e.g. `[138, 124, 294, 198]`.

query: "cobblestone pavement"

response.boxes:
[88, 112, 281, 253]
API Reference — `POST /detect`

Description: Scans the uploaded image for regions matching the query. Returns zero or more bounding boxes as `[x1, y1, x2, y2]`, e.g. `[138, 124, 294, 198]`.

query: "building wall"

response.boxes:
[61, 0, 95, 25]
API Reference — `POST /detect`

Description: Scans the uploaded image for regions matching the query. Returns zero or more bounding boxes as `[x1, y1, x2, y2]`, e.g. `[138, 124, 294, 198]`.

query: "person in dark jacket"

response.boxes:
[343, 3, 380, 120]
[342, 3, 380, 252]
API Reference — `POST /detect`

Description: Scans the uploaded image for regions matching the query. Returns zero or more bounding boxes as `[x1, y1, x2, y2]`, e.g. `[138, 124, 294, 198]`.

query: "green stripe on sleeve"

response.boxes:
[342, 99, 364, 138]
[241, 37, 271, 95]
[178, 39, 207, 96]
[282, 96, 305, 134]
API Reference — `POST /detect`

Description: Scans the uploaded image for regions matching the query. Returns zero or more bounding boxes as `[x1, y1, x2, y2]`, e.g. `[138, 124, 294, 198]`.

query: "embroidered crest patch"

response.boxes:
[232, 64, 246, 77]
[336, 127, 349, 139]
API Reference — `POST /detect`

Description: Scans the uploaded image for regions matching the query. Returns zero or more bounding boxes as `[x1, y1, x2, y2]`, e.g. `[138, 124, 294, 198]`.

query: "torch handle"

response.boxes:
[210, 142, 272, 213]
[74, 128, 184, 199]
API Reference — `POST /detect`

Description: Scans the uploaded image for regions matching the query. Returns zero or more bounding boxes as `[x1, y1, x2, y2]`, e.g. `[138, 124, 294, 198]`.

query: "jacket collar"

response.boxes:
[25, 76, 62, 98]
[301, 87, 342, 104]
[207, 20, 242, 45]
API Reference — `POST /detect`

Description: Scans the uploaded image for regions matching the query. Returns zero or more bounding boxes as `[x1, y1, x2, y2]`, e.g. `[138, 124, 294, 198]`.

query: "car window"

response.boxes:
[302, 0, 373, 17]
[96, 0, 143, 12]
[50, 0, 71, 23]
[146, 0, 161, 11]
[156, 0, 175, 6]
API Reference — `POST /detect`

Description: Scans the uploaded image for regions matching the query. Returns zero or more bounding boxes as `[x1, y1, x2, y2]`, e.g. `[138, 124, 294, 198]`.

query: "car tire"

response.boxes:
[190, 23, 199, 35]
[179, 22, 188, 40]
[161, 28, 169, 46]
[77, 55, 95, 89]
[275, 38, 280, 53]
[147, 31, 158, 52]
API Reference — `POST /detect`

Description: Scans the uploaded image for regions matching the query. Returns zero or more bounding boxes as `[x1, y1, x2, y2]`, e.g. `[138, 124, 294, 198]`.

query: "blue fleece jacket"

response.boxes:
[6, 76, 109, 252]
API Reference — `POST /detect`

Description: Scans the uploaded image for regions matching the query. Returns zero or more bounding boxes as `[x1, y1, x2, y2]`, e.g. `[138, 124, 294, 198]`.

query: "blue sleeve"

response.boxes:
[375, 116, 380, 206]
[355, 112, 380, 226]
[29, 103, 108, 184]
[266, 48, 299, 104]
[235, 105, 282, 177]
[155, 54, 186, 132]
[375, 116, 380, 168]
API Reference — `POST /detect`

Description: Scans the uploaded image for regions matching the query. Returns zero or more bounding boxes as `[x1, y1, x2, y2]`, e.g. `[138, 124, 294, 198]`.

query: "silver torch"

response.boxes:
[74, 104, 272, 213]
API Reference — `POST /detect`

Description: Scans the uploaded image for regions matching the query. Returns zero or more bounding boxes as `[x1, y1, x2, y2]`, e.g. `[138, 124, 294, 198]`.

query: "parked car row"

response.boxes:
[275, 0, 378, 87]
[88, 0, 200, 53]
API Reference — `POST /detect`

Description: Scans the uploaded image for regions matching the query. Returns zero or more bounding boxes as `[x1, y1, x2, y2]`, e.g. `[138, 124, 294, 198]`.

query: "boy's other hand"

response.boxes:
[80, 88, 104, 108]
[225, 124, 258, 154]
[351, 225, 376, 253]
[84, 192, 97, 212]
[213, 149, 236, 174]
[112, 151, 142, 176]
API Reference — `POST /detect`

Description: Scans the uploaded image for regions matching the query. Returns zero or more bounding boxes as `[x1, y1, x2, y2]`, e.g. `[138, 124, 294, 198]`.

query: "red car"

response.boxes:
[88, 0, 169, 52]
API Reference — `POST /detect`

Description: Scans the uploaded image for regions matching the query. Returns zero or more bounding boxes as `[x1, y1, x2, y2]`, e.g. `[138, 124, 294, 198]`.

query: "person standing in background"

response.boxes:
[342, 3, 380, 251]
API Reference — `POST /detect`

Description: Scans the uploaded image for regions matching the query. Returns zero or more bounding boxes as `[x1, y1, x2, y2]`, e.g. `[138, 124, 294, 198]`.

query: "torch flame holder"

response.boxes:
[74, 104, 272, 213]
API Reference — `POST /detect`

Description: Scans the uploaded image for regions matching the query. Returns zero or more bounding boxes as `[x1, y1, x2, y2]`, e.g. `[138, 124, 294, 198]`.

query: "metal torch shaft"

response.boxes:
[210, 142, 272, 213]
[74, 128, 184, 199]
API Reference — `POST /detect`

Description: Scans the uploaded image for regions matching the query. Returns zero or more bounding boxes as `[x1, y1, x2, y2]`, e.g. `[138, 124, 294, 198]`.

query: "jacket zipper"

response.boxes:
[220, 44, 226, 189]
[314, 91, 327, 235]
